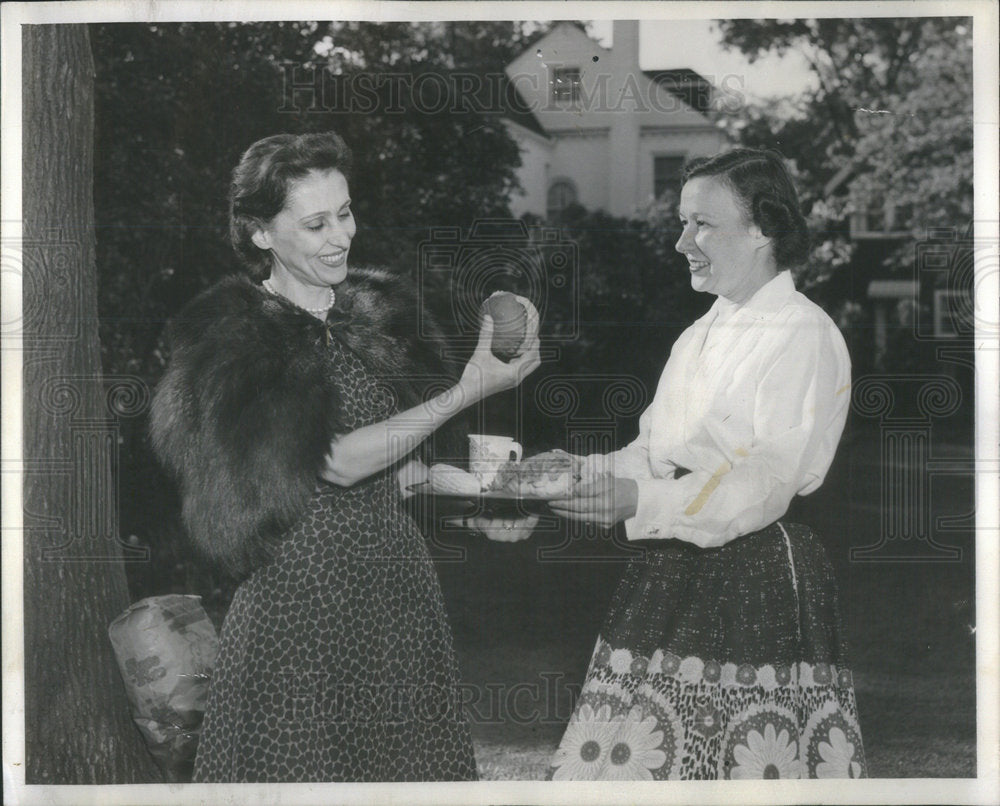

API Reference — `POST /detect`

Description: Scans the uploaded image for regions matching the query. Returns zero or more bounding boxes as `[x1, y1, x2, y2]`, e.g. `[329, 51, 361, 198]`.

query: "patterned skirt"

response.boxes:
[546, 522, 866, 780]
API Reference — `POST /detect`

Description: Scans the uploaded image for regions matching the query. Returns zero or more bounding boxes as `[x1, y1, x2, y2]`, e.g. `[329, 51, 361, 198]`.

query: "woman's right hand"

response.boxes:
[457, 296, 541, 403]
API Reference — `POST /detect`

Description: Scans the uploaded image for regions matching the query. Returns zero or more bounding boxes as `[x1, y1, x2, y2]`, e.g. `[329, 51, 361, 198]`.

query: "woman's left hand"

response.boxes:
[547, 477, 639, 527]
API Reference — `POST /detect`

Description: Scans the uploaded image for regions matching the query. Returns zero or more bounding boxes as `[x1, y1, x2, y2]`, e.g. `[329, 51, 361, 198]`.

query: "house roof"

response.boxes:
[498, 77, 548, 138]
[644, 69, 711, 89]
[643, 69, 713, 113]
[504, 24, 720, 132]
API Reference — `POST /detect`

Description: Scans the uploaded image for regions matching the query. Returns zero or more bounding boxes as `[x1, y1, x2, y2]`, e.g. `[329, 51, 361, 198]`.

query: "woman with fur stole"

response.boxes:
[150, 131, 540, 782]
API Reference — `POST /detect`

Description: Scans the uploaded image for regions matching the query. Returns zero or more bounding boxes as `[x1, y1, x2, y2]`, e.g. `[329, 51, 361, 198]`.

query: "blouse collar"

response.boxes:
[712, 270, 796, 321]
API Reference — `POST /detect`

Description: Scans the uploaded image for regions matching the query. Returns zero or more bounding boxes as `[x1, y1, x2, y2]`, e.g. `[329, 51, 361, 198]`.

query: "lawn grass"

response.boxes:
[475, 740, 554, 781]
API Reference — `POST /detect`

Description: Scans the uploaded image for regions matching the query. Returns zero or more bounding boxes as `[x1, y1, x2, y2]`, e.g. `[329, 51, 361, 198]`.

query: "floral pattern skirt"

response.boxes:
[547, 522, 866, 780]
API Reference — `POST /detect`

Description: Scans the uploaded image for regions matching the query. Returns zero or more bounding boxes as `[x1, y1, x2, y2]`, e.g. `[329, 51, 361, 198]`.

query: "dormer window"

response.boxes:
[551, 67, 581, 103]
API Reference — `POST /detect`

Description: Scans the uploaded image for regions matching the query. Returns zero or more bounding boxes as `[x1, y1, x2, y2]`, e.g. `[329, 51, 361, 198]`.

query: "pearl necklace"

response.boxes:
[262, 279, 335, 316]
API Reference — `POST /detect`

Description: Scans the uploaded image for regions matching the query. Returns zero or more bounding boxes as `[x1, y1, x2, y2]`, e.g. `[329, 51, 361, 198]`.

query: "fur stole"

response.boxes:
[150, 268, 463, 580]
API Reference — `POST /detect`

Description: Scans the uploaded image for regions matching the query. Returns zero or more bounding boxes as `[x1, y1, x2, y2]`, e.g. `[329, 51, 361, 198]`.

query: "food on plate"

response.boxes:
[489, 450, 583, 498]
[483, 292, 527, 361]
[424, 451, 593, 499]
[427, 463, 483, 496]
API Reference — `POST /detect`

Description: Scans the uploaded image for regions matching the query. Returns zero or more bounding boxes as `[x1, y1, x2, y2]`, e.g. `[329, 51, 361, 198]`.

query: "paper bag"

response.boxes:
[108, 594, 219, 781]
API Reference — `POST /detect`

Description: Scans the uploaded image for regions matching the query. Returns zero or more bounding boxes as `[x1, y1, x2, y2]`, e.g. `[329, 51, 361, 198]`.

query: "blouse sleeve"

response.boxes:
[581, 332, 689, 483]
[622, 315, 851, 548]
[582, 407, 656, 481]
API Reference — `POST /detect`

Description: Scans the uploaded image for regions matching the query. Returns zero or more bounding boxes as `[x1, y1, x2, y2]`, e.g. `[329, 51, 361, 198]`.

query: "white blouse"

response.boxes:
[591, 271, 851, 548]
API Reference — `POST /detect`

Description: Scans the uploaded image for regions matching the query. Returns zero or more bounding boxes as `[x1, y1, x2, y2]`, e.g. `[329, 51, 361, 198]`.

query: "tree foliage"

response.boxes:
[716, 17, 973, 284]
[844, 21, 973, 232]
[92, 20, 543, 379]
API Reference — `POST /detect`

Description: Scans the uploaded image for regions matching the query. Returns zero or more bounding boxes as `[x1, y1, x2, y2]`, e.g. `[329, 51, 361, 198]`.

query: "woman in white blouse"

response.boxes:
[545, 149, 866, 780]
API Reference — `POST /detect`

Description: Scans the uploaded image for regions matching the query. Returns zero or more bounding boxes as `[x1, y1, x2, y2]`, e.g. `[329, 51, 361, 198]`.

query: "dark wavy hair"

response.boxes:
[683, 148, 810, 270]
[229, 131, 354, 280]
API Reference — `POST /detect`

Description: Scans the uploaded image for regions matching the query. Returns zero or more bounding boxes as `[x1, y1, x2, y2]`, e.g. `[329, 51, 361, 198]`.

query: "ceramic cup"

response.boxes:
[469, 434, 522, 489]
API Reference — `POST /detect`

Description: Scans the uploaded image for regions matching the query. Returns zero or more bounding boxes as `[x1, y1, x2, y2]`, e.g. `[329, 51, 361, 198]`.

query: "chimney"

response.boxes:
[608, 20, 641, 215]
[612, 20, 640, 69]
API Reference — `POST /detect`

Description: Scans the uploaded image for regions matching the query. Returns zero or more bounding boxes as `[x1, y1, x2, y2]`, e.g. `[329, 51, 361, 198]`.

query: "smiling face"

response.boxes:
[675, 175, 777, 304]
[251, 168, 356, 301]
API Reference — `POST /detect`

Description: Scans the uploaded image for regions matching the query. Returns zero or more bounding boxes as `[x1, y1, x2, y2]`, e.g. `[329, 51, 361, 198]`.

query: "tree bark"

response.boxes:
[22, 24, 162, 784]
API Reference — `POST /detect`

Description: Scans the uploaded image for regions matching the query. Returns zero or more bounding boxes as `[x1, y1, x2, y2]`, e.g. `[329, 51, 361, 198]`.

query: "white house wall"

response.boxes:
[504, 120, 553, 219]
[548, 132, 611, 213]
[505, 21, 730, 219]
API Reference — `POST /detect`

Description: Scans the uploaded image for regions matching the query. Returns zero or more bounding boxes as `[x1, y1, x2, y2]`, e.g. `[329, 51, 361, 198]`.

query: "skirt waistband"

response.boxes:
[638, 520, 796, 565]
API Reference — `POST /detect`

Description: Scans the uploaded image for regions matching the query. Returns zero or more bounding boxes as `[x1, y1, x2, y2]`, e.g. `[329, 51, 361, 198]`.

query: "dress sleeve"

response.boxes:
[622, 318, 851, 548]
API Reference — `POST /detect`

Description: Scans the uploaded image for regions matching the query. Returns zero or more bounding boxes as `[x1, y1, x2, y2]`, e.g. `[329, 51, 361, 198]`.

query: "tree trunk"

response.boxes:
[22, 24, 162, 784]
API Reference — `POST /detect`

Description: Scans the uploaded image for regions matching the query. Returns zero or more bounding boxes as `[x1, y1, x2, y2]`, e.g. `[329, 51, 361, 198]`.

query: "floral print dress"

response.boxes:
[547, 523, 866, 781]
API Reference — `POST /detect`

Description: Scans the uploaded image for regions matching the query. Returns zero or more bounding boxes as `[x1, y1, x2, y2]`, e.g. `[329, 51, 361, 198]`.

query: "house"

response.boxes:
[822, 163, 917, 242]
[821, 164, 973, 379]
[502, 21, 728, 220]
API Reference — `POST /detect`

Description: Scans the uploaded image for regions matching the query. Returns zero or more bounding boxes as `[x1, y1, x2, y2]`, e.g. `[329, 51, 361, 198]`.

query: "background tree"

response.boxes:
[92, 20, 544, 379]
[714, 17, 973, 378]
[715, 17, 973, 283]
[22, 24, 162, 784]
[90, 20, 548, 615]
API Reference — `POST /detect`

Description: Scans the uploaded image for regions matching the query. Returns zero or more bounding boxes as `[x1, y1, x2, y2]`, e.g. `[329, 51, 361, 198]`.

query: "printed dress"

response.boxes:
[193, 339, 477, 783]
[547, 272, 866, 780]
[546, 522, 865, 780]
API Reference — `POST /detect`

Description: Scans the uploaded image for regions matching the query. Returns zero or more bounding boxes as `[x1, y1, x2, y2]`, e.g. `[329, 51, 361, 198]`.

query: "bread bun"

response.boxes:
[428, 463, 483, 495]
[483, 292, 527, 360]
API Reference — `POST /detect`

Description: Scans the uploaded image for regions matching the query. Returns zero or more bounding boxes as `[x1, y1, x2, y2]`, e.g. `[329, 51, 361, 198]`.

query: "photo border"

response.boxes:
[2, 1, 997, 804]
